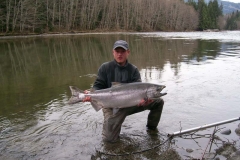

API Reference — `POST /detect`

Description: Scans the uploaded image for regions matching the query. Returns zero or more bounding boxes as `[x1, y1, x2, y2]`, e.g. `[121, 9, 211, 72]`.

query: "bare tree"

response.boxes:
[1, 0, 200, 33]
[5, 0, 12, 32]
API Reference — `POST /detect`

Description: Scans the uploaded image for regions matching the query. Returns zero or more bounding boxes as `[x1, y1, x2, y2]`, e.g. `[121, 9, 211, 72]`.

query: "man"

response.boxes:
[89, 40, 164, 142]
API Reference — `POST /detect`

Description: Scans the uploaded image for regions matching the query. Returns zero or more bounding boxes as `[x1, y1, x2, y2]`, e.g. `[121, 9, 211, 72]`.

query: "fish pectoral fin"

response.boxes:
[90, 100, 102, 112]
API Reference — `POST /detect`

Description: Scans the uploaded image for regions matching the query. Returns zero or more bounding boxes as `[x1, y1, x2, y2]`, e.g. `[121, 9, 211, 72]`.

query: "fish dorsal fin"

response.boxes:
[111, 82, 123, 88]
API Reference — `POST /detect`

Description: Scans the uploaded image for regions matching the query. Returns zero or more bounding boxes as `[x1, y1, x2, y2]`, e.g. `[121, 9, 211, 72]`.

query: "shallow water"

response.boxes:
[0, 31, 240, 159]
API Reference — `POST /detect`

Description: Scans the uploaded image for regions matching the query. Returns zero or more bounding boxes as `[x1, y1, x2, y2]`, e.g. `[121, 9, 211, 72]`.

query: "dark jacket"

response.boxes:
[93, 60, 141, 90]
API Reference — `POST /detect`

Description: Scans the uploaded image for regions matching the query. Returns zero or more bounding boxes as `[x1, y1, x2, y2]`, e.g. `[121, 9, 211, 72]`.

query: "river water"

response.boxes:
[0, 31, 240, 160]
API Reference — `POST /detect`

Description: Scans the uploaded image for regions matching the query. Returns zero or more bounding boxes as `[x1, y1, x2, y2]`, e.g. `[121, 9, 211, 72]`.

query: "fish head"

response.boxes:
[147, 84, 167, 98]
[155, 84, 166, 92]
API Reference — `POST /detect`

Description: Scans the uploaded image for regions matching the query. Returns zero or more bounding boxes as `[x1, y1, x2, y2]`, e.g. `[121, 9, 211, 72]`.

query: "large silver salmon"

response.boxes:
[69, 82, 167, 112]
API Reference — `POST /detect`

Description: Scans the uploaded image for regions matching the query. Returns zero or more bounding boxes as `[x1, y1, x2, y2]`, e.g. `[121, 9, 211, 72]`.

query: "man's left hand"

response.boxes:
[138, 99, 153, 106]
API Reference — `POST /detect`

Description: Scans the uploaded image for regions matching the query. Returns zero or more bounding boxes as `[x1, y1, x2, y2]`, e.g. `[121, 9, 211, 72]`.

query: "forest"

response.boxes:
[224, 11, 240, 30]
[0, 0, 239, 35]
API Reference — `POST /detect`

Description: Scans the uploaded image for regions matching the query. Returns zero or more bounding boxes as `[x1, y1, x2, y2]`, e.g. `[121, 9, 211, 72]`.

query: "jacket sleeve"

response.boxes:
[93, 64, 108, 90]
[132, 67, 142, 82]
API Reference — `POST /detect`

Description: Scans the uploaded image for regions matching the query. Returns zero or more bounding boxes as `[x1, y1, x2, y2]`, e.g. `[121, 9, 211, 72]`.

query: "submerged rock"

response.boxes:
[216, 142, 237, 157]
[186, 148, 194, 153]
[227, 150, 240, 160]
[159, 149, 182, 160]
[235, 128, 240, 136]
[221, 129, 231, 135]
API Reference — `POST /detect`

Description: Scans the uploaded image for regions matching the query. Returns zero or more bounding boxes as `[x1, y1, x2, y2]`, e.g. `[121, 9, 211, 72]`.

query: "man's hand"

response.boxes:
[82, 90, 91, 102]
[82, 96, 91, 102]
[84, 90, 90, 94]
[138, 99, 153, 106]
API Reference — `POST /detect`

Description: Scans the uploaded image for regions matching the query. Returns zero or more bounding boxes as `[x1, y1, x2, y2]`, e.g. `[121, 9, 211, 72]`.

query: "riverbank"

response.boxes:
[0, 29, 227, 39]
[0, 30, 132, 39]
[0, 29, 137, 37]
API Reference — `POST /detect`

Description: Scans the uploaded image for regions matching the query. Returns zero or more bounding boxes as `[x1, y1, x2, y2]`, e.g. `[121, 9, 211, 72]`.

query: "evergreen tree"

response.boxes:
[188, 0, 223, 30]
[225, 11, 240, 30]
[187, 0, 198, 10]
[198, 0, 207, 30]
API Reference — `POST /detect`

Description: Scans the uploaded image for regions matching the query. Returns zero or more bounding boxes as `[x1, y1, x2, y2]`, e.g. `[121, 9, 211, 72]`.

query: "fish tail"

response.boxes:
[68, 86, 85, 104]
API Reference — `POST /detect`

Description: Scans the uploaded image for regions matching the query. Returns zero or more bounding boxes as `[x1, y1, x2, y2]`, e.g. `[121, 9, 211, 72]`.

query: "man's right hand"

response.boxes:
[84, 90, 90, 94]
[82, 90, 91, 102]
[82, 96, 91, 102]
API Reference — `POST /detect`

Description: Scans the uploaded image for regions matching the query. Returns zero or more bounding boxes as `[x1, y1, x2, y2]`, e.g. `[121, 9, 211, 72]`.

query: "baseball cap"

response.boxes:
[113, 40, 129, 50]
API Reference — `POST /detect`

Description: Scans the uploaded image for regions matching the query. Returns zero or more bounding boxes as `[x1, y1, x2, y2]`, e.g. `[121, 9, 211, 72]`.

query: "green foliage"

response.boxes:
[187, 0, 223, 30]
[225, 11, 240, 30]
[136, 25, 142, 32]
[200, 4, 210, 30]
[186, 0, 198, 10]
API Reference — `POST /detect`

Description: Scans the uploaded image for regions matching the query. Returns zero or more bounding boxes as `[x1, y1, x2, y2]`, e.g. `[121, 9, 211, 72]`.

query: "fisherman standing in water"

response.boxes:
[87, 40, 164, 142]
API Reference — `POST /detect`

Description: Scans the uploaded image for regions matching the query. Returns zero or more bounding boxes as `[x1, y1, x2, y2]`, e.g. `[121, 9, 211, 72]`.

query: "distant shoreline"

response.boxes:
[0, 29, 236, 39]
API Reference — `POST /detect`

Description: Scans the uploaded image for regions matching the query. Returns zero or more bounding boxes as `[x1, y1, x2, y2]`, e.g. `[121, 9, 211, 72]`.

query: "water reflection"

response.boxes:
[0, 32, 240, 159]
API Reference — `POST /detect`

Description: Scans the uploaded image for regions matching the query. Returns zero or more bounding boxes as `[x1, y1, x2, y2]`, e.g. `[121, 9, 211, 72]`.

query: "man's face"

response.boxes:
[113, 47, 130, 66]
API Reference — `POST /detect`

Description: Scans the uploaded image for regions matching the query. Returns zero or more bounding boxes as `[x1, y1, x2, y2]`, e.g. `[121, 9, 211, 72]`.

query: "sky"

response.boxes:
[223, 0, 240, 3]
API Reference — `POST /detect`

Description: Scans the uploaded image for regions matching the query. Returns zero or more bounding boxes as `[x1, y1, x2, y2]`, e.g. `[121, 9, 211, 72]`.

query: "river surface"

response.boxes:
[0, 31, 240, 160]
